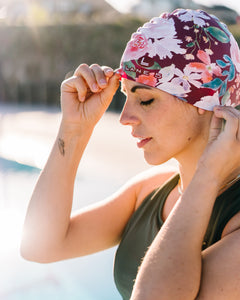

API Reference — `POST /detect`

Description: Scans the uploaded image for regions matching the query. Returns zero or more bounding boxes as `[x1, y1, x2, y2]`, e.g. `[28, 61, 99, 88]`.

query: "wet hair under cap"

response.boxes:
[118, 9, 240, 111]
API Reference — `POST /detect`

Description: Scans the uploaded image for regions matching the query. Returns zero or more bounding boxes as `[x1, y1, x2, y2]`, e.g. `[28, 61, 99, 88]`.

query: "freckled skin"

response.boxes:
[120, 79, 211, 166]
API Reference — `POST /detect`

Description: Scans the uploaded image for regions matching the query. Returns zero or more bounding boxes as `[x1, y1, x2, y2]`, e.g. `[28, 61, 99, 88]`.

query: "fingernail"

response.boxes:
[92, 83, 99, 91]
[99, 79, 107, 86]
[80, 96, 85, 102]
[106, 69, 113, 75]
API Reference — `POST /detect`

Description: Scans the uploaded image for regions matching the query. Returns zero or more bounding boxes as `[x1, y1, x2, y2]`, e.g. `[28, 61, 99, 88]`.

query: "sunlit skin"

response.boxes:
[21, 64, 240, 300]
[120, 78, 213, 190]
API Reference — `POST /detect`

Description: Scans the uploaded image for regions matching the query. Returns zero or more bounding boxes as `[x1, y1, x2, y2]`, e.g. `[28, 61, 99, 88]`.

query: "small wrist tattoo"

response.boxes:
[58, 138, 65, 156]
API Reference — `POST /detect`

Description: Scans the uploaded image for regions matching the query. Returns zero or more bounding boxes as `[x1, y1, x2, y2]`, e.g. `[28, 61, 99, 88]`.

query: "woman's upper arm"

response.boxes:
[196, 229, 240, 299]
[61, 180, 138, 259]
[57, 168, 176, 261]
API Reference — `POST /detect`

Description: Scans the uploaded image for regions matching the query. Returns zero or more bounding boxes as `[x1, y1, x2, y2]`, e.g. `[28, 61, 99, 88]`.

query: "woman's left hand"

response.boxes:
[198, 105, 240, 186]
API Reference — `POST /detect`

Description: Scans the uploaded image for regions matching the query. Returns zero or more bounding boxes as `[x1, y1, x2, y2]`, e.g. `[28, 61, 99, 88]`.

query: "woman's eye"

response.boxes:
[140, 98, 154, 106]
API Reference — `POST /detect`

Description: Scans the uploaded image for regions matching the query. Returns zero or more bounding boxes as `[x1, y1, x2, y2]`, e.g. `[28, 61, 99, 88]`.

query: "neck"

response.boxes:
[175, 134, 207, 194]
[176, 155, 240, 195]
[176, 159, 197, 195]
[171, 107, 240, 194]
[218, 169, 240, 194]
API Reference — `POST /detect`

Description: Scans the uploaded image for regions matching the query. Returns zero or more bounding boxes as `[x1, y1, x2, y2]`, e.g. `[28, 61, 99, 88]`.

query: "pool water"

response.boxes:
[0, 106, 134, 300]
[0, 157, 121, 300]
[0, 104, 176, 299]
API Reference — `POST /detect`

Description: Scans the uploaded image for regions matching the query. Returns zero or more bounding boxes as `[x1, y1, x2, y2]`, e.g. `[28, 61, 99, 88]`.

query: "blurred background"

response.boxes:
[0, 0, 240, 299]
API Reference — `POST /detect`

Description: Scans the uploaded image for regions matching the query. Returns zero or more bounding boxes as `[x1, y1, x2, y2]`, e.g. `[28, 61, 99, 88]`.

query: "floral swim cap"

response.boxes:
[119, 9, 240, 111]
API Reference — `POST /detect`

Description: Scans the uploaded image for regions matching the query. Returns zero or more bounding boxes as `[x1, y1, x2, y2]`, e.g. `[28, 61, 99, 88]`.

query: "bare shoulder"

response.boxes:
[130, 165, 178, 211]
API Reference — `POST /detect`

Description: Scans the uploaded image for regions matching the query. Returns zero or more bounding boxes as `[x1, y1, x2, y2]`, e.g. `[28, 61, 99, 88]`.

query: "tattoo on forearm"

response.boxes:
[58, 138, 65, 156]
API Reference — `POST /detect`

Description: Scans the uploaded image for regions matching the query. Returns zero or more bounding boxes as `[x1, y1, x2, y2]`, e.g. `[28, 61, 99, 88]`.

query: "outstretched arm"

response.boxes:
[130, 106, 240, 300]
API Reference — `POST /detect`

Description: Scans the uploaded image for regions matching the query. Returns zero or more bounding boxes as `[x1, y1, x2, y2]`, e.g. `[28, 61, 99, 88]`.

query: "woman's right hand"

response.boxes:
[197, 105, 240, 187]
[60, 64, 120, 130]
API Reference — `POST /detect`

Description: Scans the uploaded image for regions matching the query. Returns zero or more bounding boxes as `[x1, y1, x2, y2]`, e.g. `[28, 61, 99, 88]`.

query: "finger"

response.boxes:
[61, 76, 88, 102]
[214, 106, 239, 138]
[74, 64, 99, 93]
[100, 73, 120, 106]
[90, 64, 109, 89]
[222, 105, 240, 117]
[218, 106, 240, 132]
[102, 66, 114, 77]
[208, 112, 222, 143]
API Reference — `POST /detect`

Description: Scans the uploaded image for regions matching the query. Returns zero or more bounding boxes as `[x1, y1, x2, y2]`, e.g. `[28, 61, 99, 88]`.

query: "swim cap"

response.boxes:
[119, 9, 240, 111]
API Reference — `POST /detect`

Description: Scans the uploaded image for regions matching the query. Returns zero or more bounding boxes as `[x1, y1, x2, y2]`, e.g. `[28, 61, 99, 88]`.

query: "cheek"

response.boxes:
[155, 118, 196, 151]
[148, 102, 200, 146]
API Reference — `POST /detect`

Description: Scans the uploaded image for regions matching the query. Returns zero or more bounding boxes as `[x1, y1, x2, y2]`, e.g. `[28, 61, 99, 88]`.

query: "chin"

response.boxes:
[143, 151, 171, 166]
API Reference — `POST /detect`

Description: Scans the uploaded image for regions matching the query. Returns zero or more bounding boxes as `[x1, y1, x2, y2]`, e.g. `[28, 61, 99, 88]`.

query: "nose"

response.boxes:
[119, 101, 140, 126]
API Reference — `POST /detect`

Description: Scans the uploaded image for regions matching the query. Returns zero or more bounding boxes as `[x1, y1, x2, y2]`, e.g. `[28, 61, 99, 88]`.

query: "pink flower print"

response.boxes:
[205, 48, 213, 55]
[194, 91, 220, 110]
[236, 89, 240, 100]
[121, 17, 186, 63]
[236, 74, 240, 83]
[158, 64, 175, 83]
[188, 50, 222, 83]
[203, 36, 208, 43]
[230, 34, 240, 73]
[123, 33, 148, 62]
[185, 53, 195, 60]
[173, 66, 202, 92]
[229, 85, 235, 94]
[140, 17, 186, 59]
[136, 73, 157, 87]
[235, 74, 240, 88]
[177, 9, 211, 27]
[131, 34, 147, 51]
[185, 36, 193, 42]
[229, 77, 240, 101]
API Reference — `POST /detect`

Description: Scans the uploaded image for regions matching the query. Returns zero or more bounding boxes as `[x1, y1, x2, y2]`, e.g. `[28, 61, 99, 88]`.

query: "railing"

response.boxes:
[0, 80, 125, 112]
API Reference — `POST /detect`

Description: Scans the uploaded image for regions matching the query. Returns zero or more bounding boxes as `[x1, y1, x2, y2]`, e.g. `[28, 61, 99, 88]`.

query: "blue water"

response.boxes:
[0, 157, 121, 300]
[0, 104, 158, 299]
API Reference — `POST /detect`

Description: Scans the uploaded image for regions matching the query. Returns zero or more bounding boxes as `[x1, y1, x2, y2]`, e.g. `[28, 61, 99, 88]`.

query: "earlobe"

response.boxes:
[197, 107, 206, 115]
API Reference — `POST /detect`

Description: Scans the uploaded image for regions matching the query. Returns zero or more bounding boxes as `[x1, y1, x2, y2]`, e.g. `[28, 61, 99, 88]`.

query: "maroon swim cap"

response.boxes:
[119, 9, 240, 110]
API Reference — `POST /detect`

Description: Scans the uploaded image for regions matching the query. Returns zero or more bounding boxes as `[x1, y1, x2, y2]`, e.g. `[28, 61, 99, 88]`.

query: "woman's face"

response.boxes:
[120, 79, 210, 165]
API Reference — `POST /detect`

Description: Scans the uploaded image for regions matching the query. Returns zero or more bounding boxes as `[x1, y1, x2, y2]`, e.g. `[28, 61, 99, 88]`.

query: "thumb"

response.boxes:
[100, 73, 120, 108]
[208, 109, 223, 143]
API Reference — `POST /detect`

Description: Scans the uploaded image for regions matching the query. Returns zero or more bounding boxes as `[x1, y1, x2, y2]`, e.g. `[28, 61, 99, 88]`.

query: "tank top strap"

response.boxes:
[156, 173, 180, 222]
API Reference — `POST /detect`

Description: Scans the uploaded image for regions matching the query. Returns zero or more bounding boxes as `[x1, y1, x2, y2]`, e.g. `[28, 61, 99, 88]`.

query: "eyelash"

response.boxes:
[140, 98, 154, 106]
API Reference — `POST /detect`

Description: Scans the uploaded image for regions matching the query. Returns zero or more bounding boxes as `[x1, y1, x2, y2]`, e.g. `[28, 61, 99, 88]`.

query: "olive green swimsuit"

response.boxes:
[114, 173, 240, 300]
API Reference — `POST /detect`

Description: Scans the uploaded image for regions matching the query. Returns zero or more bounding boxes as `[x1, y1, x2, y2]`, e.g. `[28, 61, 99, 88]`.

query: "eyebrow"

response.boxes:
[121, 84, 153, 95]
[131, 85, 152, 93]
[121, 85, 153, 93]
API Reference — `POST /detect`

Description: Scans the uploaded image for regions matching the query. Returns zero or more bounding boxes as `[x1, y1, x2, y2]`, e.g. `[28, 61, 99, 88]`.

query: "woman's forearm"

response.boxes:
[131, 169, 220, 300]
[21, 65, 119, 262]
[21, 122, 93, 261]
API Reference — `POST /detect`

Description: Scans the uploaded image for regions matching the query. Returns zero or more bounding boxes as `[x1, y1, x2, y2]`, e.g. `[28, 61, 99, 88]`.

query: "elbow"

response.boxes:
[20, 243, 53, 264]
[20, 235, 59, 264]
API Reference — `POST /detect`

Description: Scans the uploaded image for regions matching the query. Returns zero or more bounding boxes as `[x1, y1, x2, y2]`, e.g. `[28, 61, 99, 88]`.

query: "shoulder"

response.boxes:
[127, 165, 178, 211]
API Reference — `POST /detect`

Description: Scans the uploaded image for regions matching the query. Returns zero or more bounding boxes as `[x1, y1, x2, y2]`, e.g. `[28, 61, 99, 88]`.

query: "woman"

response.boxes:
[21, 9, 240, 300]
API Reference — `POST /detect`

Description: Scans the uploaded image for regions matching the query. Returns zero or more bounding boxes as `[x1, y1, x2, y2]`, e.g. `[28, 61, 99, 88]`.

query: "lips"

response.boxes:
[132, 133, 152, 148]
[137, 137, 152, 148]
